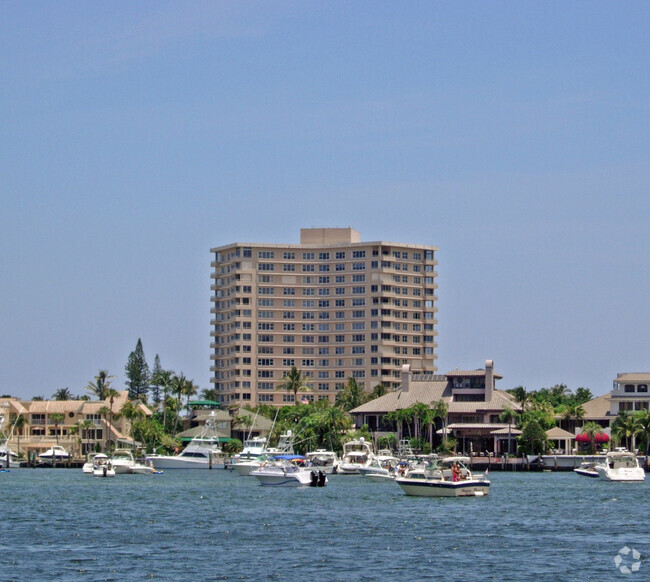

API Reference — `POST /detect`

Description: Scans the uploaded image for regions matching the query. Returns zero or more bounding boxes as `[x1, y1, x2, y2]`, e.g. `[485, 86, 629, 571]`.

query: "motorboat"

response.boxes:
[129, 460, 162, 474]
[251, 456, 327, 487]
[359, 450, 399, 478]
[146, 417, 225, 470]
[38, 445, 70, 463]
[574, 461, 599, 478]
[110, 449, 139, 474]
[395, 456, 490, 497]
[0, 444, 20, 468]
[232, 431, 295, 476]
[93, 455, 115, 478]
[595, 451, 645, 482]
[83, 452, 105, 474]
[305, 449, 340, 474]
[337, 438, 375, 475]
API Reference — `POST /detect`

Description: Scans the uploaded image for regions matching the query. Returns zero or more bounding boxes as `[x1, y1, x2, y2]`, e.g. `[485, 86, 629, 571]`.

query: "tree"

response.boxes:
[574, 387, 594, 405]
[125, 338, 150, 401]
[98, 406, 111, 451]
[13, 415, 27, 454]
[579, 421, 605, 454]
[52, 387, 73, 401]
[149, 355, 164, 408]
[49, 413, 65, 447]
[499, 407, 520, 455]
[80, 419, 94, 455]
[431, 399, 449, 446]
[518, 419, 548, 455]
[86, 370, 115, 400]
[335, 377, 367, 412]
[612, 411, 636, 451]
[633, 409, 650, 454]
[279, 366, 310, 406]
[562, 403, 585, 433]
[120, 400, 146, 443]
[508, 386, 529, 412]
[368, 384, 389, 400]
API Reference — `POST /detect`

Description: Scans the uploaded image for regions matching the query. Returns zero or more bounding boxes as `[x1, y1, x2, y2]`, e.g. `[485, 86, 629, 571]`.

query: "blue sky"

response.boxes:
[2, 2, 649, 400]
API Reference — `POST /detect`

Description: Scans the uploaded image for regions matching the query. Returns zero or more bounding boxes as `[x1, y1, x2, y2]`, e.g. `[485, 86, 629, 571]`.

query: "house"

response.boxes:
[1, 391, 152, 458]
[350, 360, 520, 454]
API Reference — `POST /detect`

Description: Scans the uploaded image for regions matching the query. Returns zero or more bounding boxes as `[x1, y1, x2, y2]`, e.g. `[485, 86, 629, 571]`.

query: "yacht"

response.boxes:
[0, 444, 20, 468]
[110, 449, 139, 474]
[595, 451, 645, 482]
[38, 446, 70, 463]
[395, 456, 490, 497]
[232, 431, 295, 476]
[358, 450, 399, 478]
[337, 438, 375, 474]
[93, 455, 115, 478]
[573, 461, 599, 478]
[82, 452, 105, 474]
[251, 456, 327, 487]
[146, 416, 225, 470]
[305, 449, 340, 474]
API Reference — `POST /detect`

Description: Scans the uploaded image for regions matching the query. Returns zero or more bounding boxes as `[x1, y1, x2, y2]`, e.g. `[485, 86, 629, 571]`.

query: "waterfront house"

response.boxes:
[1, 391, 152, 459]
[350, 360, 521, 455]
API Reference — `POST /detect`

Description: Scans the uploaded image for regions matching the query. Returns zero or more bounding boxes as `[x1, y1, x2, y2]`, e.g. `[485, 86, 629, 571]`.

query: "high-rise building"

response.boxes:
[210, 228, 439, 406]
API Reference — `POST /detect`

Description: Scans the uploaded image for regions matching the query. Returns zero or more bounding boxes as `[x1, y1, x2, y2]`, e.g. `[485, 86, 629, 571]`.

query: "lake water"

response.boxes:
[0, 468, 647, 581]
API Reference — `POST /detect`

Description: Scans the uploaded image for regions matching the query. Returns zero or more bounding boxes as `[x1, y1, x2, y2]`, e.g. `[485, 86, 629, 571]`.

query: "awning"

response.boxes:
[188, 400, 221, 407]
[576, 432, 610, 443]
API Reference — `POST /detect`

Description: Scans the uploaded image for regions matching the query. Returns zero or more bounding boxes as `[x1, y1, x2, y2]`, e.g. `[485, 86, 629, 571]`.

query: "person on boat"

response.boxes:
[451, 462, 461, 482]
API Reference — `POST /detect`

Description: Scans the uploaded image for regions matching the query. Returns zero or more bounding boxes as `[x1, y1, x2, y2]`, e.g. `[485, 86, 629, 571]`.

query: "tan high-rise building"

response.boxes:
[210, 228, 439, 406]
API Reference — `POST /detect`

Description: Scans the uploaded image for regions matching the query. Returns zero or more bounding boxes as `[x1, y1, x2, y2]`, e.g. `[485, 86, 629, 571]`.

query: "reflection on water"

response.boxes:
[1, 469, 648, 581]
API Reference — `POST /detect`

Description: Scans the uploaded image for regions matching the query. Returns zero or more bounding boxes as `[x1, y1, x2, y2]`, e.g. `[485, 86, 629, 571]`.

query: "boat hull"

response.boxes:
[574, 468, 599, 478]
[396, 478, 490, 497]
[596, 468, 645, 482]
[147, 456, 225, 470]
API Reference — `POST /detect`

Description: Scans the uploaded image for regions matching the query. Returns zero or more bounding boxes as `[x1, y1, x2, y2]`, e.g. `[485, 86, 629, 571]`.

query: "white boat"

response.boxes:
[146, 417, 225, 470]
[574, 461, 599, 478]
[82, 452, 105, 474]
[337, 438, 375, 475]
[232, 431, 295, 476]
[251, 456, 327, 487]
[305, 449, 340, 474]
[129, 460, 161, 474]
[39, 445, 70, 462]
[0, 444, 20, 468]
[595, 451, 645, 482]
[111, 449, 139, 474]
[359, 450, 399, 478]
[93, 455, 115, 478]
[396, 456, 490, 497]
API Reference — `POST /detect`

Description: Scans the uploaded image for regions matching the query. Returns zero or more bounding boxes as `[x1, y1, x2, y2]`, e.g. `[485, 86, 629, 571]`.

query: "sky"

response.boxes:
[1, 2, 649, 400]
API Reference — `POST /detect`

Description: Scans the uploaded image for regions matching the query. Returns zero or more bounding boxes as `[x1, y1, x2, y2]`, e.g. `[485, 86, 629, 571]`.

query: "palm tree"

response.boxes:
[80, 419, 94, 455]
[120, 400, 146, 444]
[49, 413, 65, 447]
[431, 399, 449, 446]
[509, 386, 529, 413]
[562, 403, 586, 433]
[633, 409, 650, 454]
[411, 402, 430, 443]
[612, 411, 637, 451]
[13, 415, 27, 455]
[280, 366, 310, 406]
[499, 407, 519, 455]
[86, 370, 115, 400]
[97, 406, 111, 451]
[52, 387, 73, 401]
[579, 421, 605, 454]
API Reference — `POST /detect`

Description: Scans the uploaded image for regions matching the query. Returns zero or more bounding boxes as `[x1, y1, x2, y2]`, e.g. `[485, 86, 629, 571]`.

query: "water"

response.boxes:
[0, 469, 647, 581]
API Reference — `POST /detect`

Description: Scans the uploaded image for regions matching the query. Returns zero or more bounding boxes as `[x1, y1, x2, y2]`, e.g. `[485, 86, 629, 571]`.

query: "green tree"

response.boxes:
[562, 403, 585, 433]
[517, 419, 548, 455]
[80, 419, 94, 455]
[573, 387, 593, 405]
[279, 366, 310, 406]
[13, 415, 27, 454]
[223, 438, 242, 455]
[125, 338, 150, 401]
[49, 413, 65, 447]
[86, 370, 115, 400]
[499, 407, 520, 455]
[508, 386, 529, 412]
[52, 387, 73, 400]
[612, 411, 636, 451]
[368, 384, 389, 400]
[120, 400, 146, 443]
[98, 406, 111, 451]
[149, 354, 164, 408]
[579, 421, 605, 454]
[633, 409, 650, 454]
[335, 377, 367, 412]
[431, 399, 449, 446]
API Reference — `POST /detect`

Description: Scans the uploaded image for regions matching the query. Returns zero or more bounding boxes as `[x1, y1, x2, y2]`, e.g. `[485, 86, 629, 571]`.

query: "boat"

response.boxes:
[395, 456, 490, 497]
[337, 438, 375, 474]
[38, 445, 70, 463]
[82, 452, 105, 474]
[92, 455, 115, 478]
[110, 449, 140, 474]
[0, 443, 20, 468]
[146, 416, 226, 470]
[595, 451, 645, 482]
[358, 450, 399, 478]
[250, 455, 327, 487]
[573, 461, 599, 478]
[232, 431, 295, 476]
[129, 460, 162, 474]
[305, 449, 340, 474]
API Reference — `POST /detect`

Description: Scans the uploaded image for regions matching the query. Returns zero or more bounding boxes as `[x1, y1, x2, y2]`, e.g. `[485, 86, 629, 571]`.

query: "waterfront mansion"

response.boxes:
[350, 360, 521, 455]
